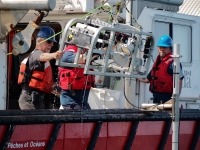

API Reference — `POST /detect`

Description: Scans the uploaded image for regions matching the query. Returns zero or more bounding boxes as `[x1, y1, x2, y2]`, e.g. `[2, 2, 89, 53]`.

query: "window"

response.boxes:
[154, 20, 192, 64]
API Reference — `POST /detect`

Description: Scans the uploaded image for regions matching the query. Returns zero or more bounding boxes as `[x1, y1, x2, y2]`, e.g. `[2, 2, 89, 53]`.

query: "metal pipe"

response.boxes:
[126, 0, 132, 25]
[172, 44, 181, 150]
[0, 0, 56, 10]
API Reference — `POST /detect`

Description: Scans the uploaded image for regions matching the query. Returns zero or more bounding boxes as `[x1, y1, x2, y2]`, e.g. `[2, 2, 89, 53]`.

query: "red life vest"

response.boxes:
[59, 45, 94, 90]
[59, 67, 94, 90]
[18, 57, 53, 94]
[149, 52, 173, 93]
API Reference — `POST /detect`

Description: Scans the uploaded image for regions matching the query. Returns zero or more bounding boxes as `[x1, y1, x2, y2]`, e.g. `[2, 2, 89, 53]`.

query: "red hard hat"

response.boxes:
[64, 45, 78, 52]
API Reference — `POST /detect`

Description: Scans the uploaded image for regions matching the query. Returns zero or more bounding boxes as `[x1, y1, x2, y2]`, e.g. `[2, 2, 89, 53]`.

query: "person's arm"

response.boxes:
[137, 78, 150, 83]
[137, 71, 151, 83]
[179, 63, 184, 94]
[179, 79, 183, 94]
[77, 54, 86, 64]
[40, 51, 63, 62]
[169, 62, 184, 94]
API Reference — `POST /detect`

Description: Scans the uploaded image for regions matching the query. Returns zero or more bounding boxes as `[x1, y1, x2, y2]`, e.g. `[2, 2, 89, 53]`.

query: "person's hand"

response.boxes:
[54, 51, 63, 59]
[91, 54, 100, 62]
[80, 48, 87, 54]
[51, 83, 61, 96]
[137, 78, 150, 83]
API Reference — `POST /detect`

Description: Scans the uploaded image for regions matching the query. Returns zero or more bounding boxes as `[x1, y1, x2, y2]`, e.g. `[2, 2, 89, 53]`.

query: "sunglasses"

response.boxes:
[46, 40, 54, 44]
[158, 46, 169, 49]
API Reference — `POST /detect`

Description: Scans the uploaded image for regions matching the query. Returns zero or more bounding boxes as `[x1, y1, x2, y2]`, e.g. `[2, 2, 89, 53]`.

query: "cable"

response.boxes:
[123, 77, 162, 110]
[122, 77, 139, 109]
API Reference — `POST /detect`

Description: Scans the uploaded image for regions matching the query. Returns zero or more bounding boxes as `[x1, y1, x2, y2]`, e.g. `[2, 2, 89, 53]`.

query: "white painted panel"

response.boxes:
[62, 0, 94, 12]
[137, 8, 200, 105]
[173, 24, 191, 63]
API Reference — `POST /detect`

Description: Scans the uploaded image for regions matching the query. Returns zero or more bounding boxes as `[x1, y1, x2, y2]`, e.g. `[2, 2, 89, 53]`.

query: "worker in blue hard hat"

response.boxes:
[18, 26, 63, 110]
[138, 35, 184, 104]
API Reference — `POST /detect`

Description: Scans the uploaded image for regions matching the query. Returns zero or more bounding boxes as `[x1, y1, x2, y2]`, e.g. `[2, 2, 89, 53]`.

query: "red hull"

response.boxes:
[1, 121, 199, 150]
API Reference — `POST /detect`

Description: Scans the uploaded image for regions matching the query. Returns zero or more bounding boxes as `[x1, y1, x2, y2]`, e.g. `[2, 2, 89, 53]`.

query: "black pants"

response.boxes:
[152, 92, 172, 104]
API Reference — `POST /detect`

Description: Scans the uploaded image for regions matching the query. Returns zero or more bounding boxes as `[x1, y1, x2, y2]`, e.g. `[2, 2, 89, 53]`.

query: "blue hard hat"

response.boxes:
[37, 26, 57, 43]
[157, 35, 173, 47]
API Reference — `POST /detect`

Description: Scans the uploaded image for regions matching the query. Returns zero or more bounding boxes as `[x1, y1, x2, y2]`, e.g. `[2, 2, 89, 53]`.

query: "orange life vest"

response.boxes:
[149, 52, 173, 93]
[18, 57, 53, 94]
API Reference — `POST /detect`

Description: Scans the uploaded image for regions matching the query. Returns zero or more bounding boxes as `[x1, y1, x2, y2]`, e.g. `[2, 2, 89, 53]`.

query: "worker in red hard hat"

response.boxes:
[18, 26, 63, 110]
[138, 35, 184, 104]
